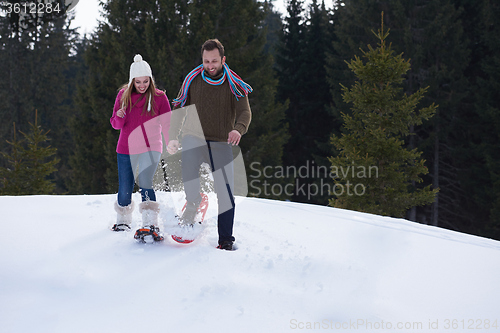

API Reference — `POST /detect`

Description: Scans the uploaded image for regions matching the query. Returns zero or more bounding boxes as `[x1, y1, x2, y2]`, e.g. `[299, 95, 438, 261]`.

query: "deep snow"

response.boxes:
[1, 192, 500, 333]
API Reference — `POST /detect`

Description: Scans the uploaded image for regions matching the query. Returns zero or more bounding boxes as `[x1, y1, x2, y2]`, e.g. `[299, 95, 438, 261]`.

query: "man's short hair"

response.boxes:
[201, 39, 225, 59]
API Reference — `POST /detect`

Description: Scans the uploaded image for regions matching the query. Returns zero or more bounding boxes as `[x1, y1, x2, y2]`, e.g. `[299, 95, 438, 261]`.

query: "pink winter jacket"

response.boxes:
[110, 89, 171, 155]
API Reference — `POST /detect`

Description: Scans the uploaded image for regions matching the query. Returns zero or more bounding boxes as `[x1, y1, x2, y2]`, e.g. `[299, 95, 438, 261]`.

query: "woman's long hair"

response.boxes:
[119, 76, 160, 115]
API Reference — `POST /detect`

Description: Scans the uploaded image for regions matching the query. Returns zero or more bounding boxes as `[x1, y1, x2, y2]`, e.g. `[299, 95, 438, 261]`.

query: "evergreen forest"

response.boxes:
[1, 0, 500, 241]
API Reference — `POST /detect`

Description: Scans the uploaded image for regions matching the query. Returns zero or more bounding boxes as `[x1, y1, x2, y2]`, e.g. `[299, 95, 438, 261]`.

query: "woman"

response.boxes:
[110, 54, 171, 241]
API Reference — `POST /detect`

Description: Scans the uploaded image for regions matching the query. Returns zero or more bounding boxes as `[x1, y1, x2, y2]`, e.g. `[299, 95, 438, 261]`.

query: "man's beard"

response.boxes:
[204, 66, 224, 77]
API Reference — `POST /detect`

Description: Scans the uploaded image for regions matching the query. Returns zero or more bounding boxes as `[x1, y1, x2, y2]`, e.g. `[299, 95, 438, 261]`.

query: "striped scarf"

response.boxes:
[173, 63, 253, 108]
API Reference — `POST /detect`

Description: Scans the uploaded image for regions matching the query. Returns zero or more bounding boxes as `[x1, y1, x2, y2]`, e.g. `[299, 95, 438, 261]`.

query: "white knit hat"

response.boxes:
[129, 54, 153, 111]
[129, 54, 152, 82]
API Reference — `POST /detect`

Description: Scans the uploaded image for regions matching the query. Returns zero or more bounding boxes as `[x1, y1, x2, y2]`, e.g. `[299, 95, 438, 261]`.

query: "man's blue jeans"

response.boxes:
[117, 152, 161, 207]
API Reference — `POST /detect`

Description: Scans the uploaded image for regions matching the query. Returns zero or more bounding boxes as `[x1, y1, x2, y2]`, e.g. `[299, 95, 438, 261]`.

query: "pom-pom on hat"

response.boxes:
[129, 54, 153, 111]
[129, 54, 152, 83]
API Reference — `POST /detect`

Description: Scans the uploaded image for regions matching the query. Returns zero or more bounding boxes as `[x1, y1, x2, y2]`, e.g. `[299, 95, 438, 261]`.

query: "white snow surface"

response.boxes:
[1, 192, 500, 333]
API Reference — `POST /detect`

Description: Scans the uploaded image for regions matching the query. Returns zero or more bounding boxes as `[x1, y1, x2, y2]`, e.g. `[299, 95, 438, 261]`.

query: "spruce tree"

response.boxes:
[0, 2, 77, 193]
[276, 0, 336, 203]
[470, 0, 500, 239]
[395, 0, 469, 228]
[300, 0, 336, 204]
[276, 0, 305, 107]
[0, 113, 59, 195]
[0, 124, 24, 195]
[262, 1, 282, 59]
[328, 0, 470, 229]
[329, 17, 438, 217]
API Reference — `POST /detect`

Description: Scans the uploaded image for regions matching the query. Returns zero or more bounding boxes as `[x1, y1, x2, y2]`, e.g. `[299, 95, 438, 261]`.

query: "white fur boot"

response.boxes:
[139, 201, 160, 227]
[113, 201, 134, 231]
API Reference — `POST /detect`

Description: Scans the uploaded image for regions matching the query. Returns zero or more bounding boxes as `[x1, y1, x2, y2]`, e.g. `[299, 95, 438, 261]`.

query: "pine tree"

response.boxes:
[275, 0, 336, 203]
[299, 0, 336, 204]
[468, 0, 500, 239]
[262, 1, 282, 59]
[329, 16, 438, 217]
[0, 2, 77, 193]
[276, 0, 305, 106]
[394, 0, 468, 228]
[328, 0, 471, 229]
[0, 10, 33, 150]
[0, 124, 24, 195]
[0, 113, 59, 195]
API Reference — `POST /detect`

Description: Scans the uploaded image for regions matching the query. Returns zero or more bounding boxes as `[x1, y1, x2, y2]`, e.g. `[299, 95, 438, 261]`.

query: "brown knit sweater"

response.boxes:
[170, 72, 252, 142]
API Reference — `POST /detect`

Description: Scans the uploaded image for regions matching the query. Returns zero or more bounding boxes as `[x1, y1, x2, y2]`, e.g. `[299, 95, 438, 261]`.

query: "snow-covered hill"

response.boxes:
[1, 192, 499, 333]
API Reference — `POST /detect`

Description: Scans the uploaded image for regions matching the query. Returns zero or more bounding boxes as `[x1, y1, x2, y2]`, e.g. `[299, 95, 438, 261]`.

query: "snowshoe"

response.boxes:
[134, 225, 164, 243]
[171, 193, 209, 244]
[111, 223, 131, 232]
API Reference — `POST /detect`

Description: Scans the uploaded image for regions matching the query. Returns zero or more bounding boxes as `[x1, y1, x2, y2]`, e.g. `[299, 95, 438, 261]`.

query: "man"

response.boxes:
[167, 39, 252, 250]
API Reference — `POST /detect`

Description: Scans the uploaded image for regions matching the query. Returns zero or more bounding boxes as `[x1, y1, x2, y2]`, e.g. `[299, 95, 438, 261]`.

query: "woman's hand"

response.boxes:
[116, 108, 126, 118]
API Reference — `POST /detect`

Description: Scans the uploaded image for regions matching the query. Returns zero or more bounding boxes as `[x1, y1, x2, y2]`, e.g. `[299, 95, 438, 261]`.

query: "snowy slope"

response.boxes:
[1, 192, 500, 333]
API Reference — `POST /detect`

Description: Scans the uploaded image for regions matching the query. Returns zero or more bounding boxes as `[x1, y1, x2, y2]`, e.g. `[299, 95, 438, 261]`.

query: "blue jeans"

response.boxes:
[117, 152, 161, 207]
